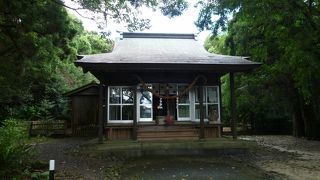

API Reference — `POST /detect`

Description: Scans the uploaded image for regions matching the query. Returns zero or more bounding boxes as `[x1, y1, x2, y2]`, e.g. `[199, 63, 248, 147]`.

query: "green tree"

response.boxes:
[197, 0, 320, 139]
[204, 35, 230, 54]
[0, 1, 112, 121]
[0, 0, 74, 119]
[72, 31, 114, 54]
[0, 119, 32, 176]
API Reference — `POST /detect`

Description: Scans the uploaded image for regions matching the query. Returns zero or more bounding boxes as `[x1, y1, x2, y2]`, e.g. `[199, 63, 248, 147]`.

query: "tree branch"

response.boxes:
[51, 0, 95, 21]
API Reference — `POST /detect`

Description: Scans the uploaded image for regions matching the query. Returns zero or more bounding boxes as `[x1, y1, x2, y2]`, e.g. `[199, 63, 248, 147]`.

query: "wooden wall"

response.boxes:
[204, 125, 221, 138]
[104, 124, 221, 140]
[105, 126, 133, 140]
[70, 86, 99, 136]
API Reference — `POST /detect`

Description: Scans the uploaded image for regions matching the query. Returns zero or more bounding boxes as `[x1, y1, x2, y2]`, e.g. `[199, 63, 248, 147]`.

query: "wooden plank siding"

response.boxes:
[105, 125, 133, 140]
[204, 125, 221, 138]
[137, 125, 199, 141]
[68, 85, 99, 137]
[105, 124, 221, 141]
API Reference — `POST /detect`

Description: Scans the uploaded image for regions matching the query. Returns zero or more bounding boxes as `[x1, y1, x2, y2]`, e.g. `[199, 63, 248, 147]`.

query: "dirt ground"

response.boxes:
[240, 135, 320, 180]
[31, 136, 320, 179]
[32, 138, 107, 179]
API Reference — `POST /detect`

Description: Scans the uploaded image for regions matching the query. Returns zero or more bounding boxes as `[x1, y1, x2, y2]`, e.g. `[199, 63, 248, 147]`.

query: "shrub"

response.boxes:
[0, 118, 33, 176]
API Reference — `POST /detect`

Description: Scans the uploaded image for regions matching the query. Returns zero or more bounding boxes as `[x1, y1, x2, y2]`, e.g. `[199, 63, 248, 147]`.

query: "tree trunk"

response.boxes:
[311, 98, 320, 140]
[290, 87, 305, 137]
[308, 81, 320, 140]
[292, 110, 304, 137]
[303, 100, 320, 140]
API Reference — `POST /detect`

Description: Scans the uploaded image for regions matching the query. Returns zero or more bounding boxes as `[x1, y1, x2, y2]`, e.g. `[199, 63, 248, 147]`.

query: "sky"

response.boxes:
[64, 0, 212, 44]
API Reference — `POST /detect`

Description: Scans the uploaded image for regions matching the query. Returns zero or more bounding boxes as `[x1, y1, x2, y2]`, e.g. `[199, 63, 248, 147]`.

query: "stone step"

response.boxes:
[138, 132, 198, 137]
[138, 135, 199, 141]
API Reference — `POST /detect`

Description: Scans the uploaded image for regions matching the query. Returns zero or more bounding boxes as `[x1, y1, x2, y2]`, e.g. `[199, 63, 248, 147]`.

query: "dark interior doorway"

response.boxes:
[153, 96, 177, 120]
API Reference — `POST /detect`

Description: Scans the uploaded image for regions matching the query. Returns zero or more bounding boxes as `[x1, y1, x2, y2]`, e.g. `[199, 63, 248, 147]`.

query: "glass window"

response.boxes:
[208, 104, 219, 121]
[195, 104, 200, 119]
[110, 88, 121, 104]
[108, 87, 134, 121]
[195, 88, 206, 103]
[195, 104, 208, 119]
[122, 105, 133, 120]
[178, 105, 190, 118]
[195, 86, 220, 121]
[207, 87, 218, 103]
[140, 91, 152, 104]
[178, 85, 189, 103]
[177, 85, 190, 120]
[139, 86, 153, 121]
[109, 105, 121, 120]
[140, 106, 152, 119]
[122, 88, 134, 104]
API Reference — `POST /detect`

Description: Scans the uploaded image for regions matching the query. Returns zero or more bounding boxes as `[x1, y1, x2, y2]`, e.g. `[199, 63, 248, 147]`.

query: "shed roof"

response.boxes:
[64, 82, 98, 97]
[75, 32, 261, 73]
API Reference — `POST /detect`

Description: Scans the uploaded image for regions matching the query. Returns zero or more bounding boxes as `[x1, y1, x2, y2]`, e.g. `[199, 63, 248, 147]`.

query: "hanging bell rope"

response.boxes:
[135, 75, 207, 100]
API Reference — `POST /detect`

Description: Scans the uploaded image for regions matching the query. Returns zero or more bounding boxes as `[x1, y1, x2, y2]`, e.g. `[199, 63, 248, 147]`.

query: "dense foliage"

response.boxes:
[0, 119, 31, 176]
[0, 1, 113, 121]
[0, 0, 114, 176]
[200, 0, 320, 139]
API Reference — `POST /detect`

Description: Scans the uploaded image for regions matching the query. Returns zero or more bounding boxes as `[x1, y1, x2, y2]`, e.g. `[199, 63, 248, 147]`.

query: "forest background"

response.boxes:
[0, 1, 319, 168]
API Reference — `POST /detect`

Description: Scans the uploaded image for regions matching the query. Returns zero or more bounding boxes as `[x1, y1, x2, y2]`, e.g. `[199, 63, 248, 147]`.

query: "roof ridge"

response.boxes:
[122, 32, 195, 39]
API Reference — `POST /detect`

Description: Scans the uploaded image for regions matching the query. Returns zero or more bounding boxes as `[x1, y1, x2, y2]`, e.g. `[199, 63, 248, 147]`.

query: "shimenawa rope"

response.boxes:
[135, 75, 207, 100]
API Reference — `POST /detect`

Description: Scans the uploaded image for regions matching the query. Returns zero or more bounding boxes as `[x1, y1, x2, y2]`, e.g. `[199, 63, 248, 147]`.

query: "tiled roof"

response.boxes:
[76, 32, 261, 72]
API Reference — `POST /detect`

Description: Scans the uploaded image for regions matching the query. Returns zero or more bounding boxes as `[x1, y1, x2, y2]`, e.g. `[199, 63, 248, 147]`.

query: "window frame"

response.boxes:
[194, 86, 220, 122]
[176, 84, 192, 121]
[107, 86, 134, 123]
[138, 85, 153, 122]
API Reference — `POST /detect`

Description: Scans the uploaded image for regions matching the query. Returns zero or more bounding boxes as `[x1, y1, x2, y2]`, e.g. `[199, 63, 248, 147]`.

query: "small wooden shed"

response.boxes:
[65, 82, 99, 136]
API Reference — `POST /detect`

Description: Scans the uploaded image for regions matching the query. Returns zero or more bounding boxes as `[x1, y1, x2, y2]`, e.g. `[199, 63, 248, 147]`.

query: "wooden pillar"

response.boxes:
[104, 85, 108, 139]
[198, 85, 205, 140]
[98, 83, 104, 143]
[132, 86, 138, 140]
[230, 72, 237, 140]
[218, 78, 223, 138]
